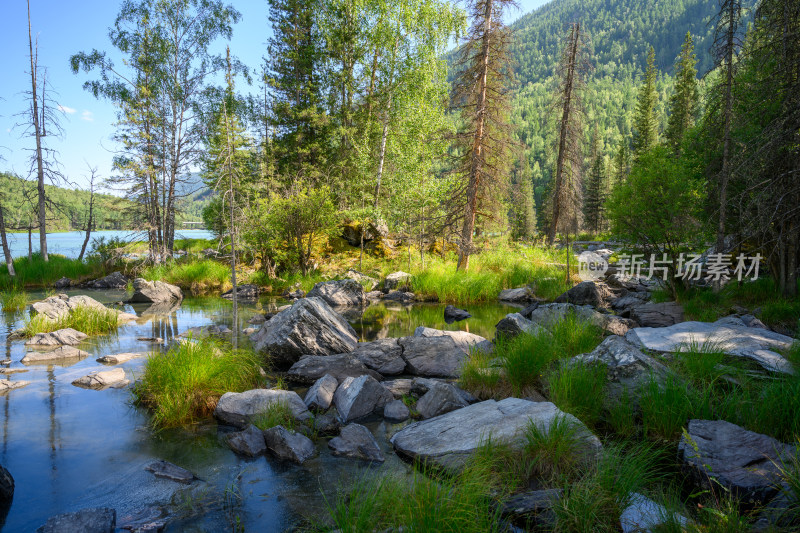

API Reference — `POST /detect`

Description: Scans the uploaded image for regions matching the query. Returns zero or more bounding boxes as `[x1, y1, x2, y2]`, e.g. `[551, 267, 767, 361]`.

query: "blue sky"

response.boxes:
[0, 0, 550, 190]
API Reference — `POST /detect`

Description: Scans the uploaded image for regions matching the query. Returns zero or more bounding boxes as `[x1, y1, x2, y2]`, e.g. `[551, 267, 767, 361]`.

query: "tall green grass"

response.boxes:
[1, 289, 28, 312]
[142, 259, 232, 294]
[0, 253, 104, 290]
[546, 362, 607, 428]
[132, 339, 263, 428]
[251, 400, 296, 431]
[22, 305, 121, 337]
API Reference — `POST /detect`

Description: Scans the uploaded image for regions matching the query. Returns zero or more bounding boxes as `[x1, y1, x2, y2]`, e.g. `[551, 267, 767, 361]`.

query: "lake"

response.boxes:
[4, 230, 215, 259]
[0, 291, 516, 531]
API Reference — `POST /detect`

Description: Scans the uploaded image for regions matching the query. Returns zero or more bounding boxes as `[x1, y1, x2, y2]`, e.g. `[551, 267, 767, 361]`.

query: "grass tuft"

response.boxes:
[251, 400, 295, 431]
[1, 289, 28, 312]
[546, 362, 607, 428]
[23, 305, 121, 337]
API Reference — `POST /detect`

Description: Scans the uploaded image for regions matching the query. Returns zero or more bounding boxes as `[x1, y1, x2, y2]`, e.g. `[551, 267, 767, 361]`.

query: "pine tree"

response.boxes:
[632, 46, 659, 159]
[583, 154, 605, 234]
[612, 141, 630, 186]
[665, 32, 699, 153]
[510, 155, 536, 240]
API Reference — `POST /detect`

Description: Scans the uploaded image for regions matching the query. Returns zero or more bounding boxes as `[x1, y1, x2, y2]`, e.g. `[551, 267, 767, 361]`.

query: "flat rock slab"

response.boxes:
[226, 424, 267, 457]
[352, 338, 405, 375]
[21, 346, 90, 365]
[0, 379, 30, 392]
[263, 425, 316, 464]
[678, 419, 795, 506]
[328, 423, 385, 462]
[37, 507, 116, 533]
[72, 368, 129, 390]
[307, 279, 366, 307]
[391, 398, 601, 473]
[25, 328, 88, 347]
[627, 321, 797, 374]
[96, 352, 145, 365]
[145, 460, 196, 484]
[214, 388, 311, 428]
[287, 353, 382, 385]
[250, 297, 358, 366]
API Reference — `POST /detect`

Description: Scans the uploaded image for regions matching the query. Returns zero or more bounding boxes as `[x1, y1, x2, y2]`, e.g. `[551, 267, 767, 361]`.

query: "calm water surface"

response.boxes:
[0, 292, 516, 531]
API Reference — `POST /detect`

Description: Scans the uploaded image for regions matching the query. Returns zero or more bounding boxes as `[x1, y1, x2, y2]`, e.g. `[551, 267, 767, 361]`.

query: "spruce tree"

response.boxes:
[665, 32, 699, 153]
[632, 46, 659, 159]
[583, 154, 605, 234]
[612, 141, 630, 186]
[510, 155, 536, 240]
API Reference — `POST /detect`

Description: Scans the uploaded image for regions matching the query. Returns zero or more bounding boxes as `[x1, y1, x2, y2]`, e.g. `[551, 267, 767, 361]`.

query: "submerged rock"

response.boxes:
[678, 419, 795, 506]
[129, 278, 183, 304]
[444, 305, 471, 323]
[627, 321, 797, 374]
[352, 338, 405, 375]
[36, 507, 116, 533]
[287, 353, 381, 385]
[0, 379, 30, 392]
[250, 297, 358, 366]
[214, 388, 312, 428]
[328, 423, 385, 462]
[226, 424, 267, 457]
[72, 368, 129, 390]
[307, 279, 366, 307]
[221, 284, 260, 300]
[333, 374, 393, 423]
[21, 346, 90, 364]
[263, 425, 316, 464]
[391, 398, 601, 473]
[145, 460, 195, 484]
[383, 290, 415, 302]
[304, 374, 339, 411]
[25, 328, 88, 347]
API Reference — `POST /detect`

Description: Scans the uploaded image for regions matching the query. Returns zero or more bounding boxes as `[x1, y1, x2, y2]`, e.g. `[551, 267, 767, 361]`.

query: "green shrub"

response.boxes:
[132, 339, 263, 428]
[22, 305, 121, 337]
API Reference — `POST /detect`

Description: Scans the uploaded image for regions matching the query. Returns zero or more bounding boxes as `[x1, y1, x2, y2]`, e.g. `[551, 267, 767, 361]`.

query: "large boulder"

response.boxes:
[213, 389, 311, 428]
[498, 287, 533, 302]
[554, 281, 612, 308]
[129, 278, 183, 304]
[383, 271, 411, 292]
[679, 419, 795, 506]
[226, 424, 267, 457]
[251, 297, 358, 366]
[37, 507, 116, 533]
[391, 398, 601, 472]
[328, 423, 385, 462]
[287, 353, 381, 385]
[352, 339, 406, 375]
[25, 328, 87, 347]
[263, 425, 316, 464]
[304, 374, 339, 411]
[627, 321, 797, 374]
[72, 368, 129, 390]
[333, 374, 394, 423]
[570, 335, 669, 402]
[416, 381, 469, 419]
[21, 346, 90, 364]
[341, 220, 388, 247]
[398, 335, 468, 378]
[307, 279, 366, 307]
[413, 327, 491, 355]
[630, 302, 684, 328]
[86, 271, 128, 289]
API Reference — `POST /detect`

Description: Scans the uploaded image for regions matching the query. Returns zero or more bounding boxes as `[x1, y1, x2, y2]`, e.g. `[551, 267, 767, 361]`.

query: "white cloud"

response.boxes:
[81, 110, 94, 122]
[58, 105, 76, 114]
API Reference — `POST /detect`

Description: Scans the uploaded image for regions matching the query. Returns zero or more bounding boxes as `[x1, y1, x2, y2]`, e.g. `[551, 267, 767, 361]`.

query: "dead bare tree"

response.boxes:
[78, 166, 99, 261]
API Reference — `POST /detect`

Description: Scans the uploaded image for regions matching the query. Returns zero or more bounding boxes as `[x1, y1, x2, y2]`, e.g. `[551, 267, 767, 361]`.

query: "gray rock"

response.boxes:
[630, 302, 684, 328]
[53, 277, 72, 289]
[333, 374, 394, 423]
[413, 327, 489, 355]
[444, 305, 471, 323]
[416, 381, 469, 419]
[554, 281, 612, 308]
[328, 423, 385, 462]
[352, 338, 405, 375]
[620, 492, 688, 533]
[221, 284, 260, 300]
[307, 279, 366, 307]
[287, 353, 382, 385]
[498, 287, 533, 302]
[383, 290, 415, 302]
[528, 302, 637, 336]
[313, 409, 342, 436]
[381, 378, 414, 399]
[263, 425, 316, 464]
[242, 327, 257, 335]
[129, 278, 183, 304]
[31, 294, 130, 322]
[365, 290, 383, 301]
[0, 379, 30, 392]
[610, 293, 650, 313]
[96, 352, 144, 365]
[250, 297, 358, 366]
[741, 314, 768, 330]
[570, 335, 669, 402]
[37, 507, 116, 533]
[383, 271, 411, 292]
[398, 335, 467, 378]
[25, 328, 88, 347]
[342, 221, 387, 246]
[72, 367, 129, 390]
[384, 400, 410, 422]
[21, 346, 90, 364]
[304, 374, 339, 410]
[145, 460, 195, 484]
[226, 424, 267, 457]
[391, 398, 601, 473]
[248, 314, 267, 325]
[214, 389, 312, 428]
[0, 464, 13, 501]
[344, 269, 379, 291]
[495, 313, 548, 341]
[627, 321, 796, 374]
[499, 489, 561, 529]
[87, 271, 128, 289]
[679, 419, 795, 506]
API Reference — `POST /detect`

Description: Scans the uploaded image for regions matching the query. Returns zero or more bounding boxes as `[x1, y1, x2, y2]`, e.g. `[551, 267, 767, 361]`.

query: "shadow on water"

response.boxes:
[0, 290, 515, 531]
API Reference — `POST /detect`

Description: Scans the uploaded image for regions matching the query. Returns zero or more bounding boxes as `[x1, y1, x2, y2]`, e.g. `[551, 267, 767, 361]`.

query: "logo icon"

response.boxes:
[577, 251, 608, 281]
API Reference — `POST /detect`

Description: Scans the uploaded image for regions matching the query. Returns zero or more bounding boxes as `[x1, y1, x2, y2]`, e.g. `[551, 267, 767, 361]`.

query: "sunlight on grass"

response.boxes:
[22, 305, 121, 337]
